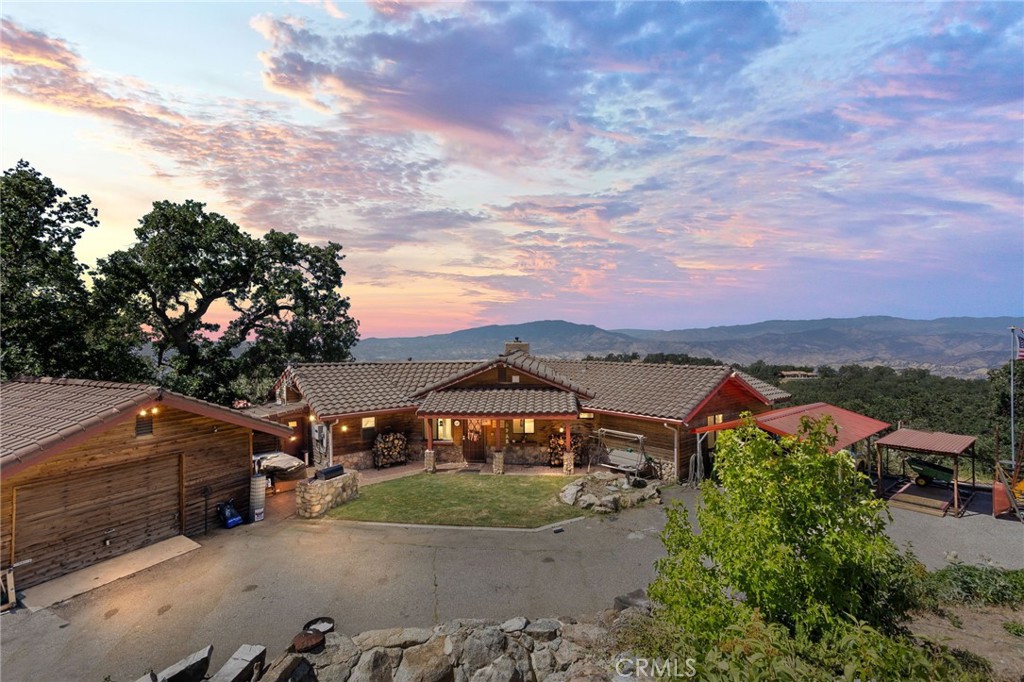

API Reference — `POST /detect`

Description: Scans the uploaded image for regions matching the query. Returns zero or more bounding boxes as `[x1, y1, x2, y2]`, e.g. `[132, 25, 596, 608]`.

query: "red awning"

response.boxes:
[692, 402, 890, 452]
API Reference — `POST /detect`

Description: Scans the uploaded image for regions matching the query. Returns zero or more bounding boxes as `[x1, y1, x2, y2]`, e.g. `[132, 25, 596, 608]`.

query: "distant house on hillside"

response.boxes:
[256, 341, 791, 481]
[778, 370, 818, 382]
[0, 377, 293, 588]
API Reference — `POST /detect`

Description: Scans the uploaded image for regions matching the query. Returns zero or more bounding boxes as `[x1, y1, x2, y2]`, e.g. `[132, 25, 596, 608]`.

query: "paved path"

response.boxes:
[1, 486, 1019, 682]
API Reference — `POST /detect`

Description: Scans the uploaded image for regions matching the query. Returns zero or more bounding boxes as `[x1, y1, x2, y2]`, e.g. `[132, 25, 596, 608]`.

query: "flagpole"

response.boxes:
[1012, 326, 1018, 469]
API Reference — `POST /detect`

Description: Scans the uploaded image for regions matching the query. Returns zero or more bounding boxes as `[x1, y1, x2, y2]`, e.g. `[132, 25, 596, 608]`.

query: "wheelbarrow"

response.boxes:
[905, 457, 954, 487]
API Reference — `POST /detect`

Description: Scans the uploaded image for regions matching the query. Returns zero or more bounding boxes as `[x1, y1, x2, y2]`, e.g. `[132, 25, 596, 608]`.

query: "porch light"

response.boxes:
[341, 425, 349, 432]
[139, 409, 148, 416]
[559, 426, 564, 433]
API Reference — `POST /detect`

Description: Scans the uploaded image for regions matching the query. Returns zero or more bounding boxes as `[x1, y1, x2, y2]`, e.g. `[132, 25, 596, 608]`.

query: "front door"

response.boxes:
[463, 419, 486, 463]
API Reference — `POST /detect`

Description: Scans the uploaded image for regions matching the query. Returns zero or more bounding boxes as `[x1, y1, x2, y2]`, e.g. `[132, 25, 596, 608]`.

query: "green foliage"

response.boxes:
[643, 352, 724, 367]
[917, 563, 1024, 610]
[651, 416, 918, 642]
[0, 161, 150, 381]
[94, 200, 358, 403]
[618, 611, 986, 681]
[781, 363, 1002, 465]
[636, 414, 991, 678]
[1002, 620, 1024, 637]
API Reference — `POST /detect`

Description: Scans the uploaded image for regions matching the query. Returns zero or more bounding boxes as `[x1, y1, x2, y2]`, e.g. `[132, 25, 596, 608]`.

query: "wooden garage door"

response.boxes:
[13, 455, 181, 588]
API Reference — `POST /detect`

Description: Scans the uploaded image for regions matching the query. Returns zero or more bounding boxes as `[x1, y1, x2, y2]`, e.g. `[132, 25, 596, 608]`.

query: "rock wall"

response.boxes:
[296, 473, 359, 519]
[262, 614, 634, 682]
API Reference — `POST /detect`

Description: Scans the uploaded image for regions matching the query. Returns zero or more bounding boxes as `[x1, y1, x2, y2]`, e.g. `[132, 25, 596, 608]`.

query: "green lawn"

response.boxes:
[327, 472, 586, 528]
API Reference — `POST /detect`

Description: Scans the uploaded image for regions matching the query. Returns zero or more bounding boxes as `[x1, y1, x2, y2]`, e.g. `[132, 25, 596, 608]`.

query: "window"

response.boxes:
[361, 416, 376, 440]
[579, 412, 595, 419]
[706, 414, 724, 448]
[428, 418, 453, 441]
[512, 418, 535, 434]
[135, 411, 154, 437]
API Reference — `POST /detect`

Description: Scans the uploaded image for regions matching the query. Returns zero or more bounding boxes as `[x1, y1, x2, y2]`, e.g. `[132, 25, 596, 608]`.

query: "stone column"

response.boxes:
[493, 451, 504, 475]
[563, 423, 574, 476]
[424, 449, 437, 474]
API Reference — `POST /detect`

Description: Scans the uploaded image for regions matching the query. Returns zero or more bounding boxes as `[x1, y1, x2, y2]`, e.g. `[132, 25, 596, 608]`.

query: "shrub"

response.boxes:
[650, 415, 919, 642]
[917, 562, 1024, 610]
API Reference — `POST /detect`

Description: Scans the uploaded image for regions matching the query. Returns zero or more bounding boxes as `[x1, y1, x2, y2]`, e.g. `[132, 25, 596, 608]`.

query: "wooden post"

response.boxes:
[875, 443, 884, 498]
[953, 454, 960, 516]
[425, 418, 434, 452]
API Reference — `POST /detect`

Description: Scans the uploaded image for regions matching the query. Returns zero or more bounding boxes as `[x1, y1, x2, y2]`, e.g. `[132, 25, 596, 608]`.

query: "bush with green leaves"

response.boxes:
[650, 415, 919, 642]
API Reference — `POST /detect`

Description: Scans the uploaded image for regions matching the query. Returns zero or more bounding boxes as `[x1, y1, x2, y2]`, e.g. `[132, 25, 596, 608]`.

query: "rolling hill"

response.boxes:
[351, 316, 1019, 379]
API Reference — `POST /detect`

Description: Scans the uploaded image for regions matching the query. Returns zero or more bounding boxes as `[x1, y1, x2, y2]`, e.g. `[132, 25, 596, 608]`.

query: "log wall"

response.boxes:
[1, 406, 254, 587]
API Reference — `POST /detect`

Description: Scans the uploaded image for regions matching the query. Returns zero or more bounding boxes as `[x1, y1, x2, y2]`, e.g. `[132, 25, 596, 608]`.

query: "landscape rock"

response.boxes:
[468, 655, 522, 682]
[354, 627, 433, 650]
[613, 589, 652, 614]
[577, 494, 599, 509]
[261, 654, 318, 682]
[558, 482, 582, 506]
[394, 636, 453, 682]
[461, 626, 507, 671]
[351, 648, 393, 682]
[309, 632, 361, 680]
[500, 617, 528, 633]
[523, 619, 560, 642]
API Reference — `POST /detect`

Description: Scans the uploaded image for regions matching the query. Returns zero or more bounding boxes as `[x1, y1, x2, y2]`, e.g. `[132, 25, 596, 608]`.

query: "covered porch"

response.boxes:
[417, 387, 584, 474]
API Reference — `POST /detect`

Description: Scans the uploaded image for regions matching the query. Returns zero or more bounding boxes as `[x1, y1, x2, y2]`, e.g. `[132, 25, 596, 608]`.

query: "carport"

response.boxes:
[874, 428, 977, 517]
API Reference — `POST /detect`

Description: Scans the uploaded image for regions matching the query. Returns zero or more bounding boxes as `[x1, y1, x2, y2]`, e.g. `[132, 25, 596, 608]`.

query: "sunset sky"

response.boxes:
[2, 1, 1021, 338]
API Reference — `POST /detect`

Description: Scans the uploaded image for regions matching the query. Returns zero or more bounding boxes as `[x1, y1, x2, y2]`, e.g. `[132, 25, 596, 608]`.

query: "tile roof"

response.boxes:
[546, 361, 743, 421]
[410, 351, 593, 398]
[1, 377, 293, 471]
[418, 388, 579, 417]
[289, 361, 477, 418]
[287, 356, 791, 422]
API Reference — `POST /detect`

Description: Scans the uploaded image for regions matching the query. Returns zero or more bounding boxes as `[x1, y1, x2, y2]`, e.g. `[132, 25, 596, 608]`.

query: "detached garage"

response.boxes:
[1, 377, 294, 589]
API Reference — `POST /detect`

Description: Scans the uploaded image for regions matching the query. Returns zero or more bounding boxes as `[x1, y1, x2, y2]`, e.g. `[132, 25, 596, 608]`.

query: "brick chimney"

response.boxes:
[503, 337, 530, 355]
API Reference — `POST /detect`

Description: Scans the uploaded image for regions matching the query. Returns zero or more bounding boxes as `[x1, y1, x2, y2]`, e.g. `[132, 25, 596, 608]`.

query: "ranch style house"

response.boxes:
[255, 342, 791, 479]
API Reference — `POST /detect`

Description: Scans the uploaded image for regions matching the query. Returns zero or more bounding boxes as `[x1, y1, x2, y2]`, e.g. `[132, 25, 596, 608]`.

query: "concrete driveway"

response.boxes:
[1, 487, 1020, 682]
[1, 490, 679, 682]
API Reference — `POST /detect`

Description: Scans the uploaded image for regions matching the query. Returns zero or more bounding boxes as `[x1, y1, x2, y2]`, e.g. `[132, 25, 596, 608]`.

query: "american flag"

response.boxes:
[1017, 332, 1024, 360]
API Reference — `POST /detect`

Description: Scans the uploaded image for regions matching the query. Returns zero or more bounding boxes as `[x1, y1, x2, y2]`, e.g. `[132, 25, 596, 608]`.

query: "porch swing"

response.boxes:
[595, 428, 648, 482]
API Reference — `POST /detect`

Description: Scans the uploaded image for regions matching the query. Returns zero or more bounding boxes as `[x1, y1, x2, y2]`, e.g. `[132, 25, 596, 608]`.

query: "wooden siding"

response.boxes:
[330, 411, 420, 457]
[592, 414, 677, 461]
[1, 406, 253, 588]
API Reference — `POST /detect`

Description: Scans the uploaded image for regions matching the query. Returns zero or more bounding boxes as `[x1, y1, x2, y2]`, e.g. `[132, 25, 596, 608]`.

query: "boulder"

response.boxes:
[310, 634, 361, 682]
[500, 617, 528, 633]
[394, 636, 454, 682]
[468, 655, 522, 682]
[577, 494, 599, 509]
[354, 627, 434, 650]
[523, 619, 560, 642]
[461, 626, 507, 672]
[558, 483, 582, 506]
[612, 589, 652, 614]
[350, 648, 393, 682]
[261, 654, 318, 682]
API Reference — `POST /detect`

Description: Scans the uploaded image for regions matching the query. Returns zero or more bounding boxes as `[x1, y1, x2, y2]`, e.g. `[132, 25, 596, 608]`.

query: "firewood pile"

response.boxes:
[548, 431, 585, 467]
[373, 432, 408, 469]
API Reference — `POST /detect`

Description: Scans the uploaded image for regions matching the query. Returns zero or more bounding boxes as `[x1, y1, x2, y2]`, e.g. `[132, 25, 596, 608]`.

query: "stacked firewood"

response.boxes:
[547, 431, 585, 467]
[373, 432, 408, 469]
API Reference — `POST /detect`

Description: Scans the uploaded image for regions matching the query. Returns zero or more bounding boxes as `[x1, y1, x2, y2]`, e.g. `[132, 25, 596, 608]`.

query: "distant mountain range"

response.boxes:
[352, 316, 1020, 379]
